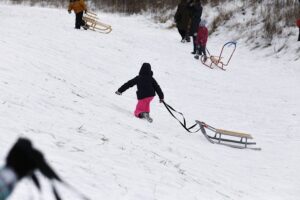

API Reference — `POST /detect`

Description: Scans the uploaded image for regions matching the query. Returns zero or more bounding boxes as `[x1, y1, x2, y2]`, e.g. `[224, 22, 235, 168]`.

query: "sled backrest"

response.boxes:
[216, 129, 253, 139]
[217, 41, 237, 67]
[83, 12, 112, 34]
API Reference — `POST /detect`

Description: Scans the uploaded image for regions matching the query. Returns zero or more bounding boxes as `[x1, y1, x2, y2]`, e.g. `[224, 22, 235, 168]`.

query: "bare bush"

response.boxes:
[5, 0, 300, 42]
[260, 0, 299, 39]
[9, 0, 69, 7]
[208, 0, 299, 42]
[210, 8, 233, 33]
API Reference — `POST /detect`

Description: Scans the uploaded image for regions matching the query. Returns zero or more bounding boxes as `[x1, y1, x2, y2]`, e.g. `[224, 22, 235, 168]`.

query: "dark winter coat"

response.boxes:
[174, 1, 190, 31]
[188, 2, 203, 35]
[117, 63, 164, 100]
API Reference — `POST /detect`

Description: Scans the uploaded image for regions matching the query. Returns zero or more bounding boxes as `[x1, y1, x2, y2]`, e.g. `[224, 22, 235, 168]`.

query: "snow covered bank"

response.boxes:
[0, 4, 299, 200]
[201, 1, 300, 60]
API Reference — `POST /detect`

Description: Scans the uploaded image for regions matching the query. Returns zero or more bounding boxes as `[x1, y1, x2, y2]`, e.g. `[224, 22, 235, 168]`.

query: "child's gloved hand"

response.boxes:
[115, 91, 122, 95]
[68, 10, 71, 14]
[159, 99, 164, 103]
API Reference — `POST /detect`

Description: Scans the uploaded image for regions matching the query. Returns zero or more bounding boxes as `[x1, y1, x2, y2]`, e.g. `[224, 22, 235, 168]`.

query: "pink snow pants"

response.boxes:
[134, 96, 154, 117]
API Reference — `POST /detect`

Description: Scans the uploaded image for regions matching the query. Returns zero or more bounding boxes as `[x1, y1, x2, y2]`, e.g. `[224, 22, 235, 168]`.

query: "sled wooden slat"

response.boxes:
[216, 129, 253, 139]
[201, 42, 236, 70]
[195, 120, 260, 150]
[86, 13, 98, 20]
[210, 56, 222, 64]
[83, 11, 112, 34]
[87, 11, 97, 16]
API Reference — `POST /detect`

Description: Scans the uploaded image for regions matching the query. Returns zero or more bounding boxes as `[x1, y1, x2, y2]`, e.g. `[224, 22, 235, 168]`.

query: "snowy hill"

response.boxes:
[0, 4, 300, 200]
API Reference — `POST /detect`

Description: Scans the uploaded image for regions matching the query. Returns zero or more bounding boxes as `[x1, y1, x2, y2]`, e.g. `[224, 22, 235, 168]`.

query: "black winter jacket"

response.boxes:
[174, 1, 190, 31]
[118, 63, 164, 100]
[189, 2, 203, 34]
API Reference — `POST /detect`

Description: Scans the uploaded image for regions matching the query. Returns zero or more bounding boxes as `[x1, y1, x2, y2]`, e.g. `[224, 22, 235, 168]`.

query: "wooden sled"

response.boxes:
[195, 120, 261, 150]
[201, 41, 237, 70]
[83, 11, 112, 34]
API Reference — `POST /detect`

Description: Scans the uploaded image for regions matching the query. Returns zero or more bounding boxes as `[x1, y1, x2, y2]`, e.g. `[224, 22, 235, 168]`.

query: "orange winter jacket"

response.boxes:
[68, 0, 87, 14]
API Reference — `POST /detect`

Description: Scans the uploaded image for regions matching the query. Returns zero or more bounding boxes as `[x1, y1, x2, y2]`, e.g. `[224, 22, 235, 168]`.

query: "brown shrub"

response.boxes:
[210, 8, 233, 33]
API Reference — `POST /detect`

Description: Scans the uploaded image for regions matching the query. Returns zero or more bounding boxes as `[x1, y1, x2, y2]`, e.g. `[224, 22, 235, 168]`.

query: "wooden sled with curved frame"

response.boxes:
[83, 11, 112, 34]
[195, 120, 261, 150]
[201, 41, 237, 70]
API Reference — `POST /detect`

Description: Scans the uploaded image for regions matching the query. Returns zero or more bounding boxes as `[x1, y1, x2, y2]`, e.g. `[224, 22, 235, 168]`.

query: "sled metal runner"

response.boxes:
[201, 41, 237, 70]
[83, 11, 112, 34]
[195, 120, 261, 150]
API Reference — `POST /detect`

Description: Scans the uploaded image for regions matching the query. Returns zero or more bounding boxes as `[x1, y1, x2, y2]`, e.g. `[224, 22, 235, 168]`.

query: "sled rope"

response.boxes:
[162, 102, 261, 150]
[162, 101, 200, 133]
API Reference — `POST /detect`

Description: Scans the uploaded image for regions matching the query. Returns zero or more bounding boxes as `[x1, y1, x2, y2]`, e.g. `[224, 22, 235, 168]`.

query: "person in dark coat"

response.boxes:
[188, 0, 203, 54]
[174, 0, 191, 43]
[115, 63, 164, 122]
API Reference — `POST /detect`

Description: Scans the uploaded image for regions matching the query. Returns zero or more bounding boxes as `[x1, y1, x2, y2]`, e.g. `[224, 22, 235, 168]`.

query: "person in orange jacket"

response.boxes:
[68, 0, 88, 30]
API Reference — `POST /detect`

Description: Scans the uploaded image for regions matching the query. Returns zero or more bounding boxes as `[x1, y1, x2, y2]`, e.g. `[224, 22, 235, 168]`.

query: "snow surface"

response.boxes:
[0, 3, 300, 200]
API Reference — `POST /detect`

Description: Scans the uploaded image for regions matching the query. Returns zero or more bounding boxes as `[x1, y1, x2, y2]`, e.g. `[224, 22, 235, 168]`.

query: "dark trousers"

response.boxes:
[197, 45, 206, 57]
[178, 29, 186, 40]
[298, 28, 300, 41]
[75, 11, 86, 29]
[192, 35, 197, 52]
[178, 29, 190, 41]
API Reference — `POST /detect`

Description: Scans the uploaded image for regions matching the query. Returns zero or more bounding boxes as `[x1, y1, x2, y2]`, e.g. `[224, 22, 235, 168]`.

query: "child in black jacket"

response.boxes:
[116, 63, 164, 122]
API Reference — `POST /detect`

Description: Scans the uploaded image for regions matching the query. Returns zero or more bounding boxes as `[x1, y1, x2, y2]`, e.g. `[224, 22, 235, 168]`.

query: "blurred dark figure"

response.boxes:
[0, 138, 43, 200]
[174, 0, 191, 43]
[188, 0, 203, 54]
[0, 138, 89, 200]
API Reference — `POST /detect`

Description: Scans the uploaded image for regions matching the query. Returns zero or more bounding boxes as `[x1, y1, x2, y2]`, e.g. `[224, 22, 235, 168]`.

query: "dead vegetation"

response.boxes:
[6, 0, 300, 42]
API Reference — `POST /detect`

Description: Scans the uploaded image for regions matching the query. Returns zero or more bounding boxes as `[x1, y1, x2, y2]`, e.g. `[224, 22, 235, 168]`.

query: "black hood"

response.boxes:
[139, 63, 153, 76]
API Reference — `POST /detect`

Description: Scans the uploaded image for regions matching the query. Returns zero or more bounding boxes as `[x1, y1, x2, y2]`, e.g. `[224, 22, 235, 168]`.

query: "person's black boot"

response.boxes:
[186, 36, 191, 42]
[140, 112, 153, 123]
[83, 24, 89, 30]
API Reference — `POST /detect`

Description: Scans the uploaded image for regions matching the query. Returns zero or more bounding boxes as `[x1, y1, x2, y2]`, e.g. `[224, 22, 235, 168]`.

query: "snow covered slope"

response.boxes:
[0, 4, 299, 200]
